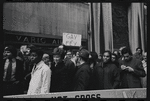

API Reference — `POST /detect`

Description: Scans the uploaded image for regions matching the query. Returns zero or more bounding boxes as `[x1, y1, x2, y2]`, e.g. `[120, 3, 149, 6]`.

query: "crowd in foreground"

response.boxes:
[2, 44, 147, 96]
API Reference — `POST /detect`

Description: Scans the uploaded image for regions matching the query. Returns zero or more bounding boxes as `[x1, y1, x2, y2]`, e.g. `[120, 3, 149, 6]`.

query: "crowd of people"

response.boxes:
[2, 44, 147, 96]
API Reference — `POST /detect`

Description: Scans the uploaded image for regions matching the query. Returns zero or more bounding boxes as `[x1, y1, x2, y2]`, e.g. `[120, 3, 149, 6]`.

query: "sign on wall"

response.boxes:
[4, 32, 87, 47]
[63, 33, 82, 46]
[5, 34, 62, 45]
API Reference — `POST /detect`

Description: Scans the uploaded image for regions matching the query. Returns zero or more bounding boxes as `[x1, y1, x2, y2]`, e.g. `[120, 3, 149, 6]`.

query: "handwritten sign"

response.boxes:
[63, 33, 82, 46]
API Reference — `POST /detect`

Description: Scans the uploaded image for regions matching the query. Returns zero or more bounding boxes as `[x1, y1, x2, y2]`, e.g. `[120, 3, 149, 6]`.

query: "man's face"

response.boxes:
[103, 52, 110, 63]
[77, 56, 82, 65]
[43, 56, 50, 65]
[66, 52, 72, 59]
[123, 53, 131, 62]
[3, 50, 13, 59]
[25, 48, 31, 55]
[53, 55, 61, 64]
[111, 55, 116, 62]
[136, 49, 141, 54]
[30, 52, 38, 63]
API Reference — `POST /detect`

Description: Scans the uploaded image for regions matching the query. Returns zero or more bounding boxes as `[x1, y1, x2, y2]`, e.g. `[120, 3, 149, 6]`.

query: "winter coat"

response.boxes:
[93, 62, 120, 90]
[72, 62, 92, 91]
[3, 58, 24, 96]
[27, 61, 51, 95]
[119, 57, 146, 88]
[3, 59, 24, 82]
[50, 61, 69, 92]
[64, 59, 76, 91]
[133, 53, 143, 61]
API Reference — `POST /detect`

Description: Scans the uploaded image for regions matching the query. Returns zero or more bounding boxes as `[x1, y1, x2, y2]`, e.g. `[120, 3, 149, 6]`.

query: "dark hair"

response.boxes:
[59, 44, 67, 50]
[52, 47, 65, 59]
[111, 53, 118, 60]
[90, 52, 98, 61]
[103, 50, 112, 62]
[89, 51, 98, 65]
[136, 47, 143, 54]
[121, 47, 132, 55]
[113, 50, 121, 58]
[30, 47, 44, 58]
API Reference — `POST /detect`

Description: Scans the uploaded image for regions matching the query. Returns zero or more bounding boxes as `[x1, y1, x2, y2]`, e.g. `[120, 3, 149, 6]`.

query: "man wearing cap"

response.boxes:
[3, 45, 24, 96]
[72, 49, 92, 91]
[27, 48, 51, 95]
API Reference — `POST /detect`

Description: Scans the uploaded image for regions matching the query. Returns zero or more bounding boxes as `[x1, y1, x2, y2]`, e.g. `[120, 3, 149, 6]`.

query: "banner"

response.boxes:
[4, 88, 146, 98]
[63, 33, 82, 46]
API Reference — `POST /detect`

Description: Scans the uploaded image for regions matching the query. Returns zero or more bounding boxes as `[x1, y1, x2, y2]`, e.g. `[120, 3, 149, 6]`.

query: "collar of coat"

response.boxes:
[32, 61, 45, 72]
[97, 61, 112, 67]
[78, 62, 89, 68]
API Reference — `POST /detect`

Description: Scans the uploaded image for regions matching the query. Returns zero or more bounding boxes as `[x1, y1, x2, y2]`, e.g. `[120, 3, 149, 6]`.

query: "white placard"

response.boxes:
[63, 33, 82, 46]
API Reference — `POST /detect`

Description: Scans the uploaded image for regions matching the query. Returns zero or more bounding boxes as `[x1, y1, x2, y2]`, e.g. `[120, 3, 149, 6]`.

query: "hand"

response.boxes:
[126, 66, 134, 72]
[121, 65, 127, 70]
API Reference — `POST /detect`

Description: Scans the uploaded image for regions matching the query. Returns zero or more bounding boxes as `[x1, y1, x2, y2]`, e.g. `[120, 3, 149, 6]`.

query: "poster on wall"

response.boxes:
[63, 33, 82, 46]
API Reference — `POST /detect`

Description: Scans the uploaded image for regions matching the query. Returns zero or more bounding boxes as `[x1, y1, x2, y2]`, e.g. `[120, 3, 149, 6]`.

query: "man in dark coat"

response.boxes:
[120, 47, 146, 88]
[64, 58, 76, 91]
[3, 45, 24, 96]
[50, 47, 73, 92]
[72, 49, 92, 91]
[93, 50, 120, 90]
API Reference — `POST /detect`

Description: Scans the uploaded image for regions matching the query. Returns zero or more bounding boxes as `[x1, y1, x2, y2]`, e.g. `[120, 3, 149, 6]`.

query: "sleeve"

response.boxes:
[112, 66, 121, 89]
[67, 61, 76, 76]
[74, 69, 90, 91]
[132, 60, 146, 77]
[92, 65, 99, 90]
[17, 60, 24, 81]
[41, 67, 51, 94]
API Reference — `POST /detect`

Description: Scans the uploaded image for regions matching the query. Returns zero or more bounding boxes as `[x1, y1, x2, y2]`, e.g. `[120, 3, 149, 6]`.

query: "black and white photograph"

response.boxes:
[3, 2, 147, 98]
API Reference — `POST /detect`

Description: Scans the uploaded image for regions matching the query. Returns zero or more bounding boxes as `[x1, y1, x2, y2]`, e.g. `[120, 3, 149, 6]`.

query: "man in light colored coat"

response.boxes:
[27, 48, 51, 95]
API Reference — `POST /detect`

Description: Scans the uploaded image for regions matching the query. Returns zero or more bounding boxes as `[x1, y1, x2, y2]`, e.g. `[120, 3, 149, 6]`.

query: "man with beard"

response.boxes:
[3, 45, 24, 96]
[27, 47, 51, 95]
[93, 50, 120, 90]
[120, 47, 146, 88]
